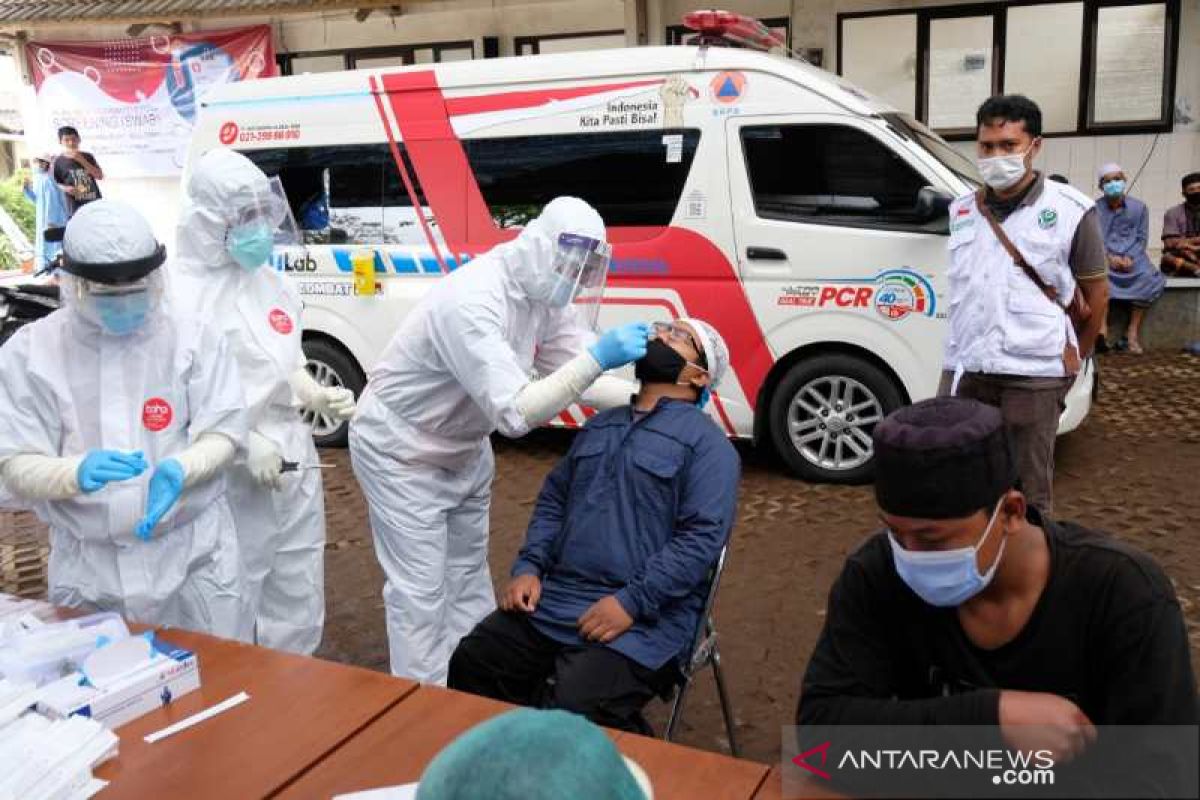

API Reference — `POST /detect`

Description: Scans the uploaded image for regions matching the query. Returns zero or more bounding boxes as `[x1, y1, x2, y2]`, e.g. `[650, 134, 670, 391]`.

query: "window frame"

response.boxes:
[736, 120, 951, 236]
[241, 142, 433, 247]
[462, 127, 704, 229]
[664, 16, 792, 48]
[836, 0, 1180, 139]
[276, 40, 475, 75]
[513, 30, 626, 56]
[1083, 0, 1179, 132]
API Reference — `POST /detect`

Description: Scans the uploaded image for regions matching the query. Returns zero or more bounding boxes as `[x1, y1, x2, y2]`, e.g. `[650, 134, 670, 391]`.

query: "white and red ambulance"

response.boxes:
[190, 26, 1093, 482]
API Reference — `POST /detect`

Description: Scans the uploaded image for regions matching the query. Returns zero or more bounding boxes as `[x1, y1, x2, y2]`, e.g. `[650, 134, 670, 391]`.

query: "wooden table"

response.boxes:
[752, 766, 849, 799]
[614, 730, 770, 800]
[95, 627, 417, 799]
[276, 685, 517, 798]
[54, 618, 777, 799]
[279, 683, 770, 800]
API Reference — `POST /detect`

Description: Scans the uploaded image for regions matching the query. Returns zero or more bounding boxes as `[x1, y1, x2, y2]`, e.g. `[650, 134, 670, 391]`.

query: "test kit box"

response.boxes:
[36, 639, 200, 729]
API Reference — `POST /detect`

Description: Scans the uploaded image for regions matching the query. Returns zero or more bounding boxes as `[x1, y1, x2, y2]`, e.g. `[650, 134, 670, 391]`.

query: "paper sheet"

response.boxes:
[333, 784, 419, 800]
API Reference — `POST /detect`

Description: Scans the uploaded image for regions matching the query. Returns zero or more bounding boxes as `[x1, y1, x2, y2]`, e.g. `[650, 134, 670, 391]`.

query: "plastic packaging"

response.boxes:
[0, 613, 130, 687]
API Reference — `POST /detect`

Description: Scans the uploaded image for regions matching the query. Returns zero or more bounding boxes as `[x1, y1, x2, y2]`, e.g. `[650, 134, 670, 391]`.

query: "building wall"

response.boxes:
[836, 0, 1199, 249]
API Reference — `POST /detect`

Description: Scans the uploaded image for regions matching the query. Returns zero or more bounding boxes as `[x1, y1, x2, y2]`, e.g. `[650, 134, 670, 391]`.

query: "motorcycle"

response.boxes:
[0, 232, 63, 347]
[0, 279, 60, 347]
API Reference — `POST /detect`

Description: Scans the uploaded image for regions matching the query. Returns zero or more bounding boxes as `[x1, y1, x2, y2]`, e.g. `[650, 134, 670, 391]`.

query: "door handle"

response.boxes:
[746, 246, 787, 261]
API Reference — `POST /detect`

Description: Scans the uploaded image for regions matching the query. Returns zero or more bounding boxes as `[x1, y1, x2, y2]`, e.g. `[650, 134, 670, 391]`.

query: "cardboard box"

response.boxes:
[36, 639, 200, 729]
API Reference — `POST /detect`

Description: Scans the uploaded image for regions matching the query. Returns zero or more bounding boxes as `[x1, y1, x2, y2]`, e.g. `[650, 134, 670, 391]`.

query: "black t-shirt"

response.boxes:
[53, 152, 102, 213]
[798, 510, 1198, 727]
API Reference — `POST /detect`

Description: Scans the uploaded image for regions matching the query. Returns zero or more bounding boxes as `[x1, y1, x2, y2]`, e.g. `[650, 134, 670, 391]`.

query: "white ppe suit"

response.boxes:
[0, 240, 248, 634]
[170, 148, 327, 654]
[350, 198, 625, 683]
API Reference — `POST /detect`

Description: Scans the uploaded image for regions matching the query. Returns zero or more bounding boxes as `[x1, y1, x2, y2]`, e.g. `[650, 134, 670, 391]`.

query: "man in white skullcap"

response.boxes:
[449, 318, 740, 736]
[1094, 161, 1164, 354]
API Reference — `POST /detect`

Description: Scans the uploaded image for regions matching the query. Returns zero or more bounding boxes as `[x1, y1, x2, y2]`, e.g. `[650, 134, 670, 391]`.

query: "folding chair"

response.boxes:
[662, 545, 738, 756]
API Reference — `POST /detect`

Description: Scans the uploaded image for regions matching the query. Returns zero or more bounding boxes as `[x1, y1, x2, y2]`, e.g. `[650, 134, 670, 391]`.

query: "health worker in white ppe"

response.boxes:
[0, 200, 247, 634]
[350, 196, 648, 683]
[171, 148, 354, 654]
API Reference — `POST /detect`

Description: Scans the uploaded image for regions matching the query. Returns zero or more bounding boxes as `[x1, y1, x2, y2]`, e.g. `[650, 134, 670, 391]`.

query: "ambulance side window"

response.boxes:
[463, 129, 701, 233]
[740, 124, 938, 233]
[242, 144, 431, 246]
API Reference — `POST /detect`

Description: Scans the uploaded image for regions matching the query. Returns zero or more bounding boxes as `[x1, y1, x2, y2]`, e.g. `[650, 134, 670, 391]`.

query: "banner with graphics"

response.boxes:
[25, 26, 276, 178]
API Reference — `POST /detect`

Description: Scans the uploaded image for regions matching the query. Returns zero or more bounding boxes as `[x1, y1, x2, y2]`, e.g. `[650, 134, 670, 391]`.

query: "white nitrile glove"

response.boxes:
[247, 430, 283, 491]
[289, 367, 356, 420]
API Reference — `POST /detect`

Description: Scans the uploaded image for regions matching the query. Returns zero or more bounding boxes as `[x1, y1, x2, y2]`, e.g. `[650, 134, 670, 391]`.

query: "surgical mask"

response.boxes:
[1102, 179, 1126, 198]
[226, 223, 275, 271]
[976, 149, 1032, 191]
[93, 291, 151, 335]
[887, 499, 1007, 607]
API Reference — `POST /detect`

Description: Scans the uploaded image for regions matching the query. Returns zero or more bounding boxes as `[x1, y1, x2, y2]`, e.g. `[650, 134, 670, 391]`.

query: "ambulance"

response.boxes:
[190, 18, 1093, 482]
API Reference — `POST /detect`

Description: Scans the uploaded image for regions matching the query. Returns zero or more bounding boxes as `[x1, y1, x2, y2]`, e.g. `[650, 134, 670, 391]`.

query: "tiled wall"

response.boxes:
[952, 131, 1200, 255]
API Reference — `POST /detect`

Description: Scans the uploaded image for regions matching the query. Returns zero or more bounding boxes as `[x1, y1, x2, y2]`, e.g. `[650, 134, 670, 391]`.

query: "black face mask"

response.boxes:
[1186, 193, 1200, 208]
[635, 338, 687, 385]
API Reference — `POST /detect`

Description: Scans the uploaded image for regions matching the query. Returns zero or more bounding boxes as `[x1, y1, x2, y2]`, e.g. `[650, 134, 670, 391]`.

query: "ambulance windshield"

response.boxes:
[883, 112, 982, 189]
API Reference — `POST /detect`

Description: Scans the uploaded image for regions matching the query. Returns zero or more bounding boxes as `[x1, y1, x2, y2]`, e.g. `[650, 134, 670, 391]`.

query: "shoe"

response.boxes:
[1094, 335, 1110, 354]
[1114, 337, 1129, 353]
[1127, 341, 1144, 355]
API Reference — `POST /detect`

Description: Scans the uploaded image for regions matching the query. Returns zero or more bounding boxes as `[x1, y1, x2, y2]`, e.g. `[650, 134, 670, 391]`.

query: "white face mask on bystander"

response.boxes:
[977, 149, 1032, 191]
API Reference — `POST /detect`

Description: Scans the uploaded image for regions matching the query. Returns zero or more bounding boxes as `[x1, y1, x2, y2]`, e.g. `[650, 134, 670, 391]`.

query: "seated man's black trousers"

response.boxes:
[448, 609, 677, 734]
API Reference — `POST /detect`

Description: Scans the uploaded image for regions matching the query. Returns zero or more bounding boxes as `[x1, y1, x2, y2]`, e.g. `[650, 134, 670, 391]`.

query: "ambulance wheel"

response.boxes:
[301, 338, 365, 449]
[768, 354, 903, 484]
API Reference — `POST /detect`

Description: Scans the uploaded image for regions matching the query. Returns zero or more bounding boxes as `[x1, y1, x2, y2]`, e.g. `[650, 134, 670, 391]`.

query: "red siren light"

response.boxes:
[681, 10, 785, 51]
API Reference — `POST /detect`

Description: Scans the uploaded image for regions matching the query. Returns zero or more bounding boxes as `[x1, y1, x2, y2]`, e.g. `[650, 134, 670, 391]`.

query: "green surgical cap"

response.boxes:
[416, 708, 649, 800]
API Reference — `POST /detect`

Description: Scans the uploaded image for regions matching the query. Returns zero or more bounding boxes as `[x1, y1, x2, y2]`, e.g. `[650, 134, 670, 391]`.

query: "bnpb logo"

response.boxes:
[218, 121, 238, 145]
[268, 308, 294, 335]
[142, 397, 173, 432]
[710, 71, 747, 104]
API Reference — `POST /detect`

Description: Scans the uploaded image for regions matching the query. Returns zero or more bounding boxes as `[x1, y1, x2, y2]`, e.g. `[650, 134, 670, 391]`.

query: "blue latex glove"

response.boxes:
[136, 459, 185, 541]
[77, 450, 147, 494]
[696, 387, 711, 409]
[588, 322, 650, 370]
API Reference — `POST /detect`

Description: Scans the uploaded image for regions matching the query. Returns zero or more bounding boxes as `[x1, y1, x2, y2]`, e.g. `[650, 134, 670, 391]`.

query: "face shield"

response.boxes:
[64, 270, 166, 336]
[226, 176, 300, 270]
[544, 233, 611, 330]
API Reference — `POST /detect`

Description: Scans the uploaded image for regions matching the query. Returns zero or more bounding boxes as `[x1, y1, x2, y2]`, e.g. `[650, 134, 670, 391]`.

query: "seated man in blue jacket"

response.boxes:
[448, 318, 740, 733]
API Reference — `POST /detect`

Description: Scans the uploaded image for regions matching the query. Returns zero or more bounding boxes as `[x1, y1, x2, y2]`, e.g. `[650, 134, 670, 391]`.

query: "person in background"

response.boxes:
[449, 319, 739, 733]
[1095, 163, 1165, 355]
[53, 126, 103, 217]
[0, 200, 247, 635]
[32, 152, 68, 273]
[798, 398, 1197, 791]
[416, 709, 652, 800]
[350, 197, 648, 684]
[171, 148, 355, 653]
[1161, 172, 1200, 277]
[939, 95, 1108, 515]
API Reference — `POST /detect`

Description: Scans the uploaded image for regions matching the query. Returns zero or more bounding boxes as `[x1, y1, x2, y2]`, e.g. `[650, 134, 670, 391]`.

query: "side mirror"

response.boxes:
[916, 186, 954, 222]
